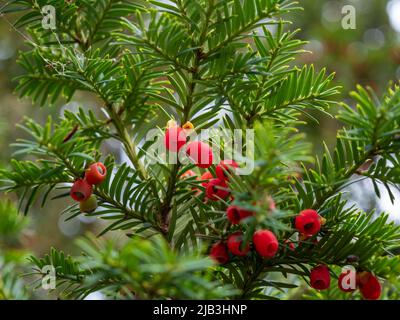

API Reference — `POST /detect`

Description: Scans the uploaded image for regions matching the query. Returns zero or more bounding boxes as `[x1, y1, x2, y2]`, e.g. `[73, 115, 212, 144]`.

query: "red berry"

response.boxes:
[181, 170, 196, 179]
[358, 272, 381, 300]
[267, 196, 276, 211]
[198, 171, 214, 187]
[226, 205, 254, 224]
[186, 141, 213, 168]
[70, 179, 93, 202]
[227, 232, 250, 256]
[206, 178, 229, 201]
[338, 269, 357, 293]
[165, 126, 187, 152]
[284, 240, 296, 251]
[209, 242, 229, 264]
[216, 160, 239, 180]
[295, 209, 321, 237]
[253, 230, 279, 258]
[85, 162, 107, 185]
[226, 205, 241, 224]
[310, 265, 331, 290]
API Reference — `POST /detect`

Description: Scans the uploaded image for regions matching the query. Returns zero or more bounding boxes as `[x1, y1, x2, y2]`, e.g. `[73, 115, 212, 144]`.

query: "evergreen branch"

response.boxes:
[294, 84, 400, 210]
[72, 63, 149, 180]
[204, 0, 298, 58]
[28, 236, 235, 299]
[108, 106, 148, 180]
[155, 6, 215, 238]
[2, 0, 400, 301]
[85, 0, 114, 48]
[311, 147, 377, 210]
[94, 189, 145, 224]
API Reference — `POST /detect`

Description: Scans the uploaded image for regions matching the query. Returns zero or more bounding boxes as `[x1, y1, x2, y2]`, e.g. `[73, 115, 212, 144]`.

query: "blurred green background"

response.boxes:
[0, 0, 399, 298]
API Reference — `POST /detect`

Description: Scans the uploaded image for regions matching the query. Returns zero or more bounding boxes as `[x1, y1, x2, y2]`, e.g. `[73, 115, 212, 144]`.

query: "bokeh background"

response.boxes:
[0, 0, 399, 298]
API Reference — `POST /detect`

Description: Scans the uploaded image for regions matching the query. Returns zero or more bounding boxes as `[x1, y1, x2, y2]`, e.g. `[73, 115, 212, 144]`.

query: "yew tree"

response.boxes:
[1, 0, 400, 300]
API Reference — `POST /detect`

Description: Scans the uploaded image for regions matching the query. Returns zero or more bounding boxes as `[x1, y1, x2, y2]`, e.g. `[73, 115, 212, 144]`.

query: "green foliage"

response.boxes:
[0, 258, 29, 300]
[28, 236, 235, 299]
[288, 84, 400, 211]
[0, 0, 399, 300]
[0, 200, 27, 241]
[0, 199, 31, 300]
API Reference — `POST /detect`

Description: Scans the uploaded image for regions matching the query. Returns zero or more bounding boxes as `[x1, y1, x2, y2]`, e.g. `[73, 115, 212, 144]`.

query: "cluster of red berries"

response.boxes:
[293, 210, 381, 299]
[170, 121, 381, 299]
[211, 206, 382, 300]
[203, 160, 279, 263]
[210, 229, 279, 264]
[213, 209, 324, 264]
[181, 160, 239, 201]
[165, 121, 213, 168]
[206, 160, 238, 200]
[310, 265, 381, 300]
[69, 162, 107, 213]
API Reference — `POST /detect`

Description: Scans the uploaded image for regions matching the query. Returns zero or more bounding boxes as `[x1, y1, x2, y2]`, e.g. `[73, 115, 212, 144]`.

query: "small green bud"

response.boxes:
[79, 195, 98, 213]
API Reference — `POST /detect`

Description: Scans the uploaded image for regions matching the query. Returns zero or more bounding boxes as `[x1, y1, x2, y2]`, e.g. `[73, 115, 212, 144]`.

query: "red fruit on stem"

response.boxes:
[267, 196, 276, 211]
[338, 270, 357, 293]
[209, 242, 229, 264]
[181, 170, 196, 179]
[85, 162, 107, 185]
[310, 265, 331, 290]
[70, 179, 93, 202]
[295, 209, 321, 237]
[198, 171, 214, 187]
[165, 126, 187, 152]
[216, 160, 238, 180]
[284, 239, 296, 251]
[358, 272, 381, 300]
[226, 205, 254, 224]
[206, 178, 229, 201]
[226, 205, 241, 224]
[186, 141, 213, 168]
[227, 232, 250, 256]
[253, 230, 279, 258]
